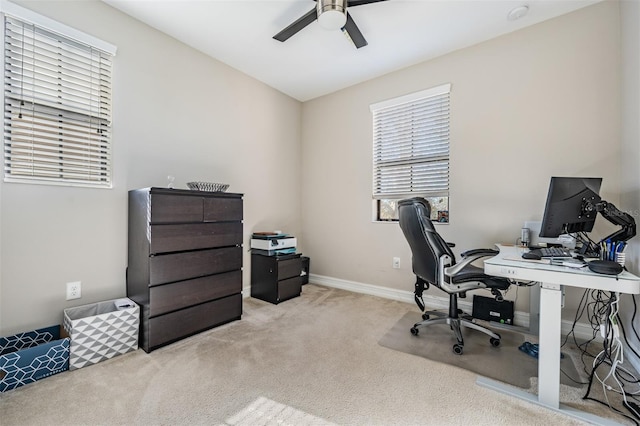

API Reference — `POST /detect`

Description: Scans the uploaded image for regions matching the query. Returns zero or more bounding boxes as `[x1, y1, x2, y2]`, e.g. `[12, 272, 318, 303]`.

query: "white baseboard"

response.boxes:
[309, 273, 596, 341]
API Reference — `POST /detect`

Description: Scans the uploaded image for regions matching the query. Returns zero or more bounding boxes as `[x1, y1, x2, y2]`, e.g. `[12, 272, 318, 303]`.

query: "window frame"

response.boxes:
[1, 0, 117, 188]
[370, 83, 451, 223]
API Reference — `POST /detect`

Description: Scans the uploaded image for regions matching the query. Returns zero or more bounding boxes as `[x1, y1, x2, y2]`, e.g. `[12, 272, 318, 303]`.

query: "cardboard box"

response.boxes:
[0, 325, 70, 392]
[63, 298, 139, 370]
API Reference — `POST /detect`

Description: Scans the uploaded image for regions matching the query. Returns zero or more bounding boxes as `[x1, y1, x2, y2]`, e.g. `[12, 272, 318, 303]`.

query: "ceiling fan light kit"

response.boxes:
[273, 0, 388, 49]
[317, 0, 347, 30]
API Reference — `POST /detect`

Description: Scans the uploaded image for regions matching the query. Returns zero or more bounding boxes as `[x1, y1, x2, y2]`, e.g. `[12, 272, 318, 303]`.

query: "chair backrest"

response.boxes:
[398, 197, 456, 286]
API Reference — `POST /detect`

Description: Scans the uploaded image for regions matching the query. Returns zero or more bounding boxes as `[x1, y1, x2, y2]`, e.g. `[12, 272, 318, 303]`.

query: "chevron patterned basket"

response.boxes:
[63, 298, 139, 370]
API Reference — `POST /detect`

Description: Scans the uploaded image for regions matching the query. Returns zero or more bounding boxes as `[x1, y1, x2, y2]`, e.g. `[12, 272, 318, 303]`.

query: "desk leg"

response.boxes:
[529, 284, 540, 335]
[538, 282, 562, 408]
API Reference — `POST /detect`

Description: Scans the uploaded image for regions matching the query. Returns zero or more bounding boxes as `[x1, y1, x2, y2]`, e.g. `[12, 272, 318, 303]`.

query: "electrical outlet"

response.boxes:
[393, 257, 401, 269]
[66, 281, 81, 300]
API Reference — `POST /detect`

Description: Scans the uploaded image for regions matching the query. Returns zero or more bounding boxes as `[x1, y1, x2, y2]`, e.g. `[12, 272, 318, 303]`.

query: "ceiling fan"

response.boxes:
[273, 0, 388, 49]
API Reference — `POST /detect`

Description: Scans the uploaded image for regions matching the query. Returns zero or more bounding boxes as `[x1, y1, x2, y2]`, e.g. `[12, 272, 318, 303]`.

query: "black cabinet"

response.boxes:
[251, 253, 302, 304]
[127, 187, 243, 352]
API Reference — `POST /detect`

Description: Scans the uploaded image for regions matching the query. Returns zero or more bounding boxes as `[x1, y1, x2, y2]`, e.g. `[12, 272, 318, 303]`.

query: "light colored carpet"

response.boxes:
[379, 311, 583, 389]
[0, 284, 630, 425]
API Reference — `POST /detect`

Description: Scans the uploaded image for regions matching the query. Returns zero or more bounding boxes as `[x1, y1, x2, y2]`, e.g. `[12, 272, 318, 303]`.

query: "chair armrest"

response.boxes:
[460, 248, 498, 258]
[445, 248, 499, 276]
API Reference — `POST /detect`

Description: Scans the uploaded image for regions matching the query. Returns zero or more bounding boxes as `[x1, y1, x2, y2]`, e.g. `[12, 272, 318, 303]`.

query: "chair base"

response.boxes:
[410, 311, 502, 355]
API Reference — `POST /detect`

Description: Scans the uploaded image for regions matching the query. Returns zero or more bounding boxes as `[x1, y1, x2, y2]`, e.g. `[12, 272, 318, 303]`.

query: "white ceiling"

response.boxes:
[102, 0, 600, 102]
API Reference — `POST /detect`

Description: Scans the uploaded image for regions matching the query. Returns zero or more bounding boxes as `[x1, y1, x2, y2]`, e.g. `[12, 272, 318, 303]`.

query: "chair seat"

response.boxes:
[451, 264, 510, 290]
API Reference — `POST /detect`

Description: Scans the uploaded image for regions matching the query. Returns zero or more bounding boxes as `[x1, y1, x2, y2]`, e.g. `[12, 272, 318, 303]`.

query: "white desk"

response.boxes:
[480, 244, 640, 425]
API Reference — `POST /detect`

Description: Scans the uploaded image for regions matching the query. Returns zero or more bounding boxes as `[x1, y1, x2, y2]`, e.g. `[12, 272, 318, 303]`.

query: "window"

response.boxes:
[2, 6, 116, 187]
[370, 84, 450, 222]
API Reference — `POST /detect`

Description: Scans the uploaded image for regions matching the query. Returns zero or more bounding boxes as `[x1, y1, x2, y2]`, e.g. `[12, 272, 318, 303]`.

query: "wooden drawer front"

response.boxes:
[150, 246, 242, 285]
[278, 257, 302, 280]
[148, 293, 242, 349]
[149, 270, 242, 317]
[150, 222, 242, 254]
[203, 197, 243, 222]
[278, 276, 302, 302]
[151, 194, 202, 223]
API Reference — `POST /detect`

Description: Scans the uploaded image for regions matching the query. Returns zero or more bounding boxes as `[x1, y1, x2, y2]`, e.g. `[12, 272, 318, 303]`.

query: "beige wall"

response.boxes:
[621, 0, 640, 273]
[620, 0, 640, 364]
[0, 0, 634, 335]
[301, 1, 622, 316]
[0, 0, 302, 335]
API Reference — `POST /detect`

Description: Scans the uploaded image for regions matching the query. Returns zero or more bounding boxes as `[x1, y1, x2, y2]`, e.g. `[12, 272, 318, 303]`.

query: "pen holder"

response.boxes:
[616, 252, 626, 268]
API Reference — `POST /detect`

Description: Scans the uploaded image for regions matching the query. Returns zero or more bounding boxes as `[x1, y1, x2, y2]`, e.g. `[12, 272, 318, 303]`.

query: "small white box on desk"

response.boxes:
[251, 237, 296, 250]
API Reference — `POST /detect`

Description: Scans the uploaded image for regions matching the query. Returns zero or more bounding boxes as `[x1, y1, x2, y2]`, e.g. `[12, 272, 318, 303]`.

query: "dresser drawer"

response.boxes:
[148, 293, 242, 349]
[150, 246, 242, 285]
[150, 222, 242, 254]
[203, 197, 243, 222]
[149, 270, 242, 317]
[278, 257, 302, 280]
[151, 194, 202, 223]
[278, 276, 302, 302]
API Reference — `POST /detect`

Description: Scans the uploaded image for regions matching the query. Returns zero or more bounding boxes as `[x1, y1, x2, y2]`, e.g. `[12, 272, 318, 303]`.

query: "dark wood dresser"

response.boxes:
[251, 253, 302, 304]
[127, 187, 243, 352]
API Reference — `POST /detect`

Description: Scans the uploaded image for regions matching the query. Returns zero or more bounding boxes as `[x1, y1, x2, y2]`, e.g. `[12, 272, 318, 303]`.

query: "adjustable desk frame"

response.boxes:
[482, 245, 640, 425]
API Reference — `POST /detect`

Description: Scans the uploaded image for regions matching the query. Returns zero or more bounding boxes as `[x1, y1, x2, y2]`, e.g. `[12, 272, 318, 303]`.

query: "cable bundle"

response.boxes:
[562, 290, 640, 424]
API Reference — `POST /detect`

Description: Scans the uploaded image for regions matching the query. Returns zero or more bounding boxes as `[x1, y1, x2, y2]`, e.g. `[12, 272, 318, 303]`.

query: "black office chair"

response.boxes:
[398, 197, 511, 355]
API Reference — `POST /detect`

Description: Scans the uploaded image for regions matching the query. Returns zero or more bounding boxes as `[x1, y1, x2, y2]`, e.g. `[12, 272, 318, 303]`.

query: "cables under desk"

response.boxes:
[562, 290, 640, 424]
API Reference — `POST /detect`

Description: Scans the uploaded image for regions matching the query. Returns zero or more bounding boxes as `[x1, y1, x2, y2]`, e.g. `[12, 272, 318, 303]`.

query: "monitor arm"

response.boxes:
[584, 199, 636, 242]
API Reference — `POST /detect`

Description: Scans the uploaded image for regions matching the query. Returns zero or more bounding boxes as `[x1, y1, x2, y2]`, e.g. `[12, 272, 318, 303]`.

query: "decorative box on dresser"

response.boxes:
[127, 187, 243, 353]
[251, 253, 302, 304]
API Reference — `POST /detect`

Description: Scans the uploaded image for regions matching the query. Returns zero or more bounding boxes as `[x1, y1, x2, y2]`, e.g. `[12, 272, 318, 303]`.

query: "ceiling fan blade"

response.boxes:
[342, 12, 367, 48]
[273, 8, 318, 42]
[347, 0, 387, 7]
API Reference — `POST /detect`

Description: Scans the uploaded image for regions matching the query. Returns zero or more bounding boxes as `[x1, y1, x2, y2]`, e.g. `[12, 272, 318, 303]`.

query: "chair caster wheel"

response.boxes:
[490, 337, 501, 347]
[410, 327, 419, 336]
[453, 344, 463, 355]
[422, 313, 430, 320]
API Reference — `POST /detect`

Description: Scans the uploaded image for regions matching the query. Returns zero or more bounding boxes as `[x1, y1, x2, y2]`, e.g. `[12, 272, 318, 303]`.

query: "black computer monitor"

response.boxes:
[539, 177, 603, 238]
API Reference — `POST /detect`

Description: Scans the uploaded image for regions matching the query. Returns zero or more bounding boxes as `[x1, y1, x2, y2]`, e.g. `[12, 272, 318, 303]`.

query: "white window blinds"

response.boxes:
[3, 14, 114, 187]
[371, 84, 450, 199]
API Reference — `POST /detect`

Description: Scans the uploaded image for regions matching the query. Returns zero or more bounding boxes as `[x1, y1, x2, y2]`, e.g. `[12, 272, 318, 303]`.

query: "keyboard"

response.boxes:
[530, 247, 573, 258]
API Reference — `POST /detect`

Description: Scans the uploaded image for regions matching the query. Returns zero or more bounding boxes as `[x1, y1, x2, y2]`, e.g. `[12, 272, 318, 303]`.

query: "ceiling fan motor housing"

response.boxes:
[317, 0, 348, 30]
[273, 0, 378, 48]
